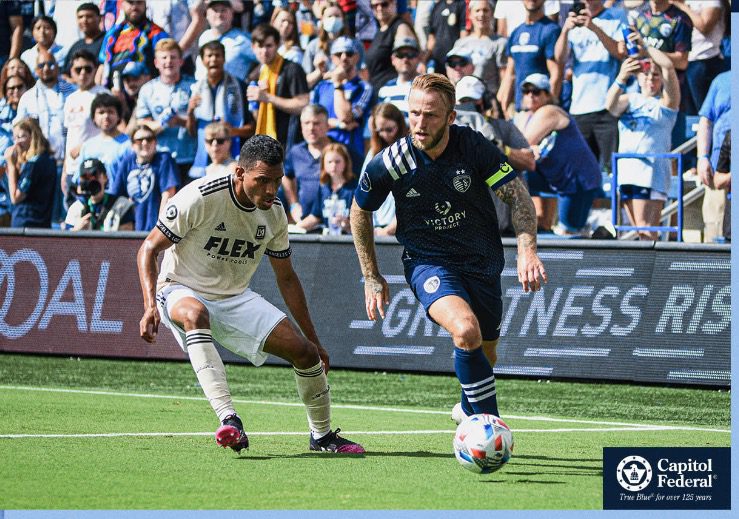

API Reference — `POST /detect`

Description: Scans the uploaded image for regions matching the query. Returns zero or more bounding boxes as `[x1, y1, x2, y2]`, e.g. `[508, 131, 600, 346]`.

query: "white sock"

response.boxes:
[185, 329, 235, 422]
[293, 362, 331, 439]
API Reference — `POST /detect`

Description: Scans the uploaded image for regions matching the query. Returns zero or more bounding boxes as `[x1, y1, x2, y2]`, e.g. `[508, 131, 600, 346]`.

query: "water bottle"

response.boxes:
[427, 59, 436, 74]
[537, 131, 558, 162]
[248, 81, 259, 112]
[622, 27, 639, 58]
[159, 106, 174, 126]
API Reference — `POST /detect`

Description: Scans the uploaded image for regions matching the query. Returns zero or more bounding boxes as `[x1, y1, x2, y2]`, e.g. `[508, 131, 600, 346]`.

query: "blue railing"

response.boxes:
[610, 152, 684, 242]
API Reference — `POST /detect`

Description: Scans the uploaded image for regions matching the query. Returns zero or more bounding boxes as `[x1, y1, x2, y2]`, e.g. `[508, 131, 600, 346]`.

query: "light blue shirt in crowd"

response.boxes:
[567, 7, 626, 115]
[698, 71, 731, 168]
[617, 94, 678, 194]
[136, 75, 197, 164]
[79, 133, 132, 188]
[195, 28, 257, 81]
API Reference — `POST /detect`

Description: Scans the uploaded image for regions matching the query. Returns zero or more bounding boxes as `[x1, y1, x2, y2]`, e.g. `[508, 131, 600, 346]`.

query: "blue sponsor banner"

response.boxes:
[603, 447, 730, 510]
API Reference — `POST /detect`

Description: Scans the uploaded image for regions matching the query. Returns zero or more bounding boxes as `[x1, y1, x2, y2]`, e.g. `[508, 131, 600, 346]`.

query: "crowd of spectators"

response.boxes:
[0, 0, 731, 242]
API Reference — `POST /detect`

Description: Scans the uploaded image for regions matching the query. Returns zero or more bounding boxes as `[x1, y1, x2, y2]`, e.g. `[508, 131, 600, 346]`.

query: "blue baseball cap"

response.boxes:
[121, 61, 149, 78]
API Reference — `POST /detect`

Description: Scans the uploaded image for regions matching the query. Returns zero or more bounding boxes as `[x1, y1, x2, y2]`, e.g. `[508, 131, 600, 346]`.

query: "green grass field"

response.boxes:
[0, 354, 730, 510]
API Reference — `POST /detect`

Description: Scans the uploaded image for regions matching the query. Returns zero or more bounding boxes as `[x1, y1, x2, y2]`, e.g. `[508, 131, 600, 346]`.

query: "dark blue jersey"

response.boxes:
[354, 125, 516, 278]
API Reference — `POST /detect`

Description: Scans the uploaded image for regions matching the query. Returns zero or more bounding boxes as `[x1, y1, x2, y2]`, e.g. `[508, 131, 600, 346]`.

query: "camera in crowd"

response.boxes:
[570, 1, 586, 25]
[77, 158, 105, 198]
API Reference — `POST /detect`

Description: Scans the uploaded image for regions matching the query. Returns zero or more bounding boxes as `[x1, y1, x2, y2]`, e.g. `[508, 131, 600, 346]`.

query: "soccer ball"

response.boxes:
[453, 413, 514, 474]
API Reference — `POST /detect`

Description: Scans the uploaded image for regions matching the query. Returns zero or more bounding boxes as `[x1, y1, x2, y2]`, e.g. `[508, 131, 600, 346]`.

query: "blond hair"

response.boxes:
[13, 117, 51, 164]
[205, 121, 231, 139]
[411, 73, 456, 114]
[155, 38, 182, 57]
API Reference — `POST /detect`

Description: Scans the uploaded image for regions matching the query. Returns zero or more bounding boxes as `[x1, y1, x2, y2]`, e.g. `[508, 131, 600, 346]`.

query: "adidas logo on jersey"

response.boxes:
[405, 188, 421, 198]
[215, 222, 227, 232]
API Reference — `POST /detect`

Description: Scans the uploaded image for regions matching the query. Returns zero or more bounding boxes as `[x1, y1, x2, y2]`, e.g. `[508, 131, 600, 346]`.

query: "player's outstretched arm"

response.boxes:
[137, 228, 175, 343]
[268, 255, 329, 371]
[494, 177, 548, 293]
[350, 199, 389, 321]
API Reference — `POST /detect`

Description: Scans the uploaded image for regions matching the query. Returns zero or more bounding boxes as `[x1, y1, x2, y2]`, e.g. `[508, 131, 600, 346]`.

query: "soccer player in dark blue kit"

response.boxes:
[351, 74, 547, 424]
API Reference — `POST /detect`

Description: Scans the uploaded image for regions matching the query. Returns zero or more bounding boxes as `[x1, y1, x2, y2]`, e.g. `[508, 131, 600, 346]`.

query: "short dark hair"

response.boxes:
[69, 49, 97, 66]
[32, 15, 57, 36]
[199, 40, 225, 58]
[239, 135, 284, 172]
[251, 23, 281, 46]
[91, 93, 123, 119]
[77, 2, 100, 15]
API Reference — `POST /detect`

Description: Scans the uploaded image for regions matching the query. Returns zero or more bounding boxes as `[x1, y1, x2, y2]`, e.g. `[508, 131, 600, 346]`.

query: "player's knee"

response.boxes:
[290, 338, 321, 369]
[176, 304, 210, 331]
[449, 318, 482, 351]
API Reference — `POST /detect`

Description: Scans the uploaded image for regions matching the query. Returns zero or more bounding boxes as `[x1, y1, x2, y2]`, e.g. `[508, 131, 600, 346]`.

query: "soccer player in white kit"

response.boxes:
[137, 134, 365, 454]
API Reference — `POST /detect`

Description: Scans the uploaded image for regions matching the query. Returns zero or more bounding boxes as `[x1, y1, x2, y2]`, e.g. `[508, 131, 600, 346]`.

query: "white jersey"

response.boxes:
[156, 173, 291, 300]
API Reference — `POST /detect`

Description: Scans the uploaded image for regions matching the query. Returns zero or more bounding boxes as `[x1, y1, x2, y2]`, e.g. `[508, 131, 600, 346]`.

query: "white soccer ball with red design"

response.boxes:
[453, 413, 514, 474]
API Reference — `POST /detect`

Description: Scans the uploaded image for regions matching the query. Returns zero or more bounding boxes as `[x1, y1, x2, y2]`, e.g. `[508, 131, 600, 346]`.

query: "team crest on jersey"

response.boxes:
[519, 32, 530, 46]
[165, 205, 178, 220]
[453, 169, 471, 193]
[659, 22, 673, 38]
[434, 201, 451, 215]
[360, 171, 372, 192]
[256, 225, 266, 240]
[423, 276, 440, 294]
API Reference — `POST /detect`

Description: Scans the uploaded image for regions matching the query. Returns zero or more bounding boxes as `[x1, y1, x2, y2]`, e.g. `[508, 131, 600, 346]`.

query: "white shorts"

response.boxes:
[156, 284, 286, 366]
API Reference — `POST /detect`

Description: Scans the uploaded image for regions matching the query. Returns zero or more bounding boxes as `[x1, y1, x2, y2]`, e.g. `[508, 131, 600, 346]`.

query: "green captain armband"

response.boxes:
[485, 161, 514, 188]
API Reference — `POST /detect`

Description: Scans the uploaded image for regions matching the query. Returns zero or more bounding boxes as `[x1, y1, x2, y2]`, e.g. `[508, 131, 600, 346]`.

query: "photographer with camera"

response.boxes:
[63, 158, 134, 232]
[554, 0, 627, 173]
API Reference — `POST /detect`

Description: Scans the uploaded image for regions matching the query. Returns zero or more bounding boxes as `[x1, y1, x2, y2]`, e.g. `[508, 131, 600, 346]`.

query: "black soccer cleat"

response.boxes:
[309, 428, 365, 454]
[215, 414, 249, 453]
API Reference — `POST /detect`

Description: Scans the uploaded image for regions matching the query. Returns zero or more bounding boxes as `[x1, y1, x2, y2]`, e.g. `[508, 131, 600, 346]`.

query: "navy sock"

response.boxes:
[454, 347, 499, 416]
[460, 390, 474, 416]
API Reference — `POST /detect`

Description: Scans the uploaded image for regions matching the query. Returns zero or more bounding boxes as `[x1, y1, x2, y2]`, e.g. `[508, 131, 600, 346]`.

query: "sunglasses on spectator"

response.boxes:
[206, 137, 228, 145]
[333, 51, 356, 58]
[73, 65, 94, 74]
[37, 61, 57, 69]
[394, 50, 419, 60]
[446, 58, 469, 68]
[522, 86, 545, 96]
[133, 135, 156, 144]
[371, 1, 390, 9]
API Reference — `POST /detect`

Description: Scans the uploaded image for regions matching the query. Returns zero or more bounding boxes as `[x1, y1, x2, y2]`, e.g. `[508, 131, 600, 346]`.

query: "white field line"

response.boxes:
[0, 385, 730, 434]
[0, 426, 698, 440]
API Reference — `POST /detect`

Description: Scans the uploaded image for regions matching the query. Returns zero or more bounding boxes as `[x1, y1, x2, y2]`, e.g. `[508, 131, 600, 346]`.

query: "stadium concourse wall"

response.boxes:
[0, 229, 730, 388]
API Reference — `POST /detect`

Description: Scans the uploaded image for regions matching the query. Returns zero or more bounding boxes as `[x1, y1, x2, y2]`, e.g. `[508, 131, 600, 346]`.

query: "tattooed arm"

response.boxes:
[350, 199, 390, 320]
[495, 177, 548, 292]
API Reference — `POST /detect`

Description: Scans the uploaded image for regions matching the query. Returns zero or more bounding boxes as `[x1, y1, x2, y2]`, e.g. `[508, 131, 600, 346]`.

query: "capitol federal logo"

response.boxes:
[617, 456, 653, 492]
[453, 169, 471, 193]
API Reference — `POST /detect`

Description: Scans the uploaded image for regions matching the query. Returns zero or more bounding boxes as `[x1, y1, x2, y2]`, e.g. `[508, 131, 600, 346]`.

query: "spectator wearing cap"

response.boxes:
[554, 0, 626, 173]
[119, 61, 152, 131]
[21, 16, 68, 80]
[454, 74, 535, 235]
[376, 35, 420, 121]
[97, 0, 169, 89]
[498, 0, 561, 114]
[516, 72, 602, 236]
[453, 0, 508, 97]
[136, 39, 197, 183]
[195, 0, 256, 81]
[187, 40, 254, 180]
[111, 124, 180, 232]
[426, 0, 468, 72]
[311, 36, 373, 160]
[64, 158, 135, 231]
[247, 23, 309, 150]
[302, 3, 363, 90]
[61, 49, 108, 208]
[63, 3, 105, 78]
[445, 46, 475, 85]
[364, 0, 415, 92]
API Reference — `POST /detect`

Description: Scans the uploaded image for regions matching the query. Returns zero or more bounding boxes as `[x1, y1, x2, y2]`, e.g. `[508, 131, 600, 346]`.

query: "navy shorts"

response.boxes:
[404, 264, 503, 341]
[619, 184, 667, 201]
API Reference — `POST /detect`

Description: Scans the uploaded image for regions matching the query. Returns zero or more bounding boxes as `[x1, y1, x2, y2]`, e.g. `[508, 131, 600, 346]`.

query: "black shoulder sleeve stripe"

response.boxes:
[156, 221, 182, 243]
[199, 183, 230, 196]
[265, 247, 292, 258]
